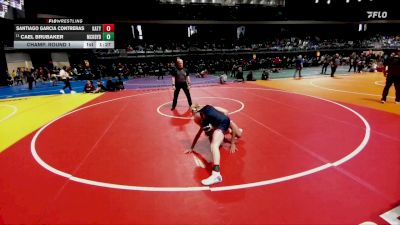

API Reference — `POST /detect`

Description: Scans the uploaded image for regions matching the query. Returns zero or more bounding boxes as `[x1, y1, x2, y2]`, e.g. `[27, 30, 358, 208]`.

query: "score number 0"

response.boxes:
[102, 24, 115, 41]
[103, 24, 114, 32]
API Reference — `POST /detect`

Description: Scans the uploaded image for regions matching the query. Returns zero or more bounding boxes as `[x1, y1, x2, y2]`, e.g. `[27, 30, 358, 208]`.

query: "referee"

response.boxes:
[170, 58, 192, 110]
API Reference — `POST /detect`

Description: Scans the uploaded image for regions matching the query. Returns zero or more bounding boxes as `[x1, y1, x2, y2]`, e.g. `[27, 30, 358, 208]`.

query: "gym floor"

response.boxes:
[0, 70, 399, 224]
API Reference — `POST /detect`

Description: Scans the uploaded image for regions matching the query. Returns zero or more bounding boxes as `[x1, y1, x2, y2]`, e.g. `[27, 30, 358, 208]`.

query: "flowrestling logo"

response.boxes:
[367, 11, 388, 19]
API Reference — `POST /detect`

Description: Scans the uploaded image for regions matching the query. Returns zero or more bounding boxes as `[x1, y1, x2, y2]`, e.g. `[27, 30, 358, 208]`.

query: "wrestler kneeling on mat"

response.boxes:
[188, 103, 243, 186]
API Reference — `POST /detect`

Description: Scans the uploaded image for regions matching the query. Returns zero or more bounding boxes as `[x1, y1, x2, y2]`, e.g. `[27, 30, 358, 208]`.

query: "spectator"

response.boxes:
[59, 66, 76, 94]
[93, 80, 107, 93]
[235, 67, 244, 82]
[106, 78, 115, 91]
[115, 78, 125, 91]
[246, 71, 256, 81]
[83, 80, 95, 93]
[293, 55, 304, 79]
[261, 70, 270, 80]
[220, 74, 227, 84]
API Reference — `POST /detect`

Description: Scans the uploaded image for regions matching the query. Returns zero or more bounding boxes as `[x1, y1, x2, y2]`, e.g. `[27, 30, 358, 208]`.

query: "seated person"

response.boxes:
[115, 78, 125, 91]
[83, 80, 95, 93]
[261, 70, 270, 80]
[369, 62, 377, 72]
[246, 71, 256, 81]
[93, 80, 107, 93]
[234, 67, 244, 82]
[199, 69, 208, 78]
[106, 78, 115, 91]
[220, 74, 227, 84]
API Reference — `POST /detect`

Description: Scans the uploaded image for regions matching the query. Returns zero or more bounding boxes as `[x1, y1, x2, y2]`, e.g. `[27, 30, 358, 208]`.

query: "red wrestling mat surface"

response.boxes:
[0, 84, 399, 224]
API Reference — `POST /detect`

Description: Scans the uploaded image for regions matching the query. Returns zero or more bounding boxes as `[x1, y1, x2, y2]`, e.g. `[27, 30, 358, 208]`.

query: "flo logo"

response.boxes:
[367, 11, 388, 19]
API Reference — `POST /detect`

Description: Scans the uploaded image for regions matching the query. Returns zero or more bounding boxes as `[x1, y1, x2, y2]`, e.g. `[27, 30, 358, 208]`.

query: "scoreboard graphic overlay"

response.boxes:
[14, 22, 114, 49]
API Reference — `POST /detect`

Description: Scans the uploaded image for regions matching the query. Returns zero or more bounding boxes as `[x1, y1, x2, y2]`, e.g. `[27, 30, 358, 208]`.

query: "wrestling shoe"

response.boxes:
[201, 171, 222, 186]
[60, 89, 65, 94]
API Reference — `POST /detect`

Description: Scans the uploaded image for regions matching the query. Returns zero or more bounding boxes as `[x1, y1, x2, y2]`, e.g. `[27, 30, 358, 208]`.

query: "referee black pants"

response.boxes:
[172, 82, 192, 109]
[381, 75, 400, 102]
